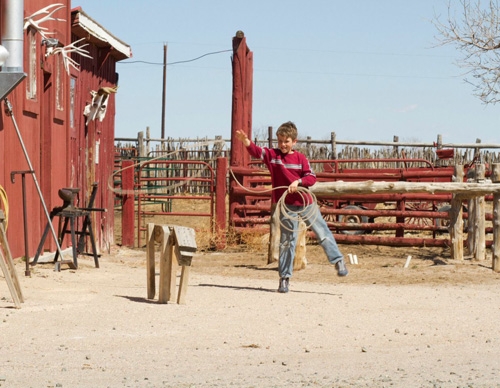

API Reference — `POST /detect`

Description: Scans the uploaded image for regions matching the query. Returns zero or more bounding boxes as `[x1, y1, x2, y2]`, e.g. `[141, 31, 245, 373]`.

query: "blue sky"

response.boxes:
[74, 0, 500, 145]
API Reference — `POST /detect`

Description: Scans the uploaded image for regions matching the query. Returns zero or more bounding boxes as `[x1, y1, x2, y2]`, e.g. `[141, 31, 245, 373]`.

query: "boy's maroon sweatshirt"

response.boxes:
[246, 142, 317, 206]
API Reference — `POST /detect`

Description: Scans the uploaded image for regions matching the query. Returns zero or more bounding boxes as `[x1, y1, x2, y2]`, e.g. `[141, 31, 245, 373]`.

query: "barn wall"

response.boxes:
[0, 0, 72, 258]
[70, 31, 121, 252]
[0, 1, 129, 259]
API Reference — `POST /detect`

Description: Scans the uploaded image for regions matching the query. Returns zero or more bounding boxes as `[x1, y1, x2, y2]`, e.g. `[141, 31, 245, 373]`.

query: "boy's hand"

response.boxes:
[235, 130, 250, 147]
[288, 180, 300, 193]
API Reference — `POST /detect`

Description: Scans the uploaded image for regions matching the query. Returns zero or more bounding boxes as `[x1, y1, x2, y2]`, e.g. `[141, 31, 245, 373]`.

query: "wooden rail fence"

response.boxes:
[310, 163, 500, 271]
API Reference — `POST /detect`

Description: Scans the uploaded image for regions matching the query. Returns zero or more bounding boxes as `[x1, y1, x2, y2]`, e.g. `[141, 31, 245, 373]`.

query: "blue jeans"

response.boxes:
[278, 203, 343, 278]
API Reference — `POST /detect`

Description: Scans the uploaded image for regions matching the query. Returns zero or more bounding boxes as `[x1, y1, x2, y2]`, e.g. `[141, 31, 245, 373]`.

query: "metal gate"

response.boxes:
[136, 159, 215, 247]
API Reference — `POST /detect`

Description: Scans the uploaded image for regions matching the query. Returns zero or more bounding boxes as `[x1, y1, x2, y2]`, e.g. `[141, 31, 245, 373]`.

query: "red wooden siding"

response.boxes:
[0, 1, 131, 259]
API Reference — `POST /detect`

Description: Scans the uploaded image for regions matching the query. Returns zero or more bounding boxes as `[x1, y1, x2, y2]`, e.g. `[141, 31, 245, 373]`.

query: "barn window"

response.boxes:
[26, 29, 37, 100]
[55, 54, 63, 112]
[69, 77, 76, 129]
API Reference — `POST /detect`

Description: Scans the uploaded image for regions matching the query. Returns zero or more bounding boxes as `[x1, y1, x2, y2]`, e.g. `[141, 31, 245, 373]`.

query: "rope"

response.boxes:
[109, 139, 227, 196]
[0, 185, 9, 231]
[229, 168, 320, 232]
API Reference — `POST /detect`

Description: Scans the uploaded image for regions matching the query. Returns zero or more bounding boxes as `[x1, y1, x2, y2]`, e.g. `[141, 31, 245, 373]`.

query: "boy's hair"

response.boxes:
[276, 121, 298, 140]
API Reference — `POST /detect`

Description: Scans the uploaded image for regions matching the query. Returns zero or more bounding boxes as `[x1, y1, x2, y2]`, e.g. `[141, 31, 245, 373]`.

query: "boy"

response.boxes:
[235, 121, 348, 293]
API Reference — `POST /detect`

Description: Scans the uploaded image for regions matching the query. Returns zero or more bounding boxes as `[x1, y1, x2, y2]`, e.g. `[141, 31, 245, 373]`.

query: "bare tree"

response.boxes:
[434, 0, 500, 104]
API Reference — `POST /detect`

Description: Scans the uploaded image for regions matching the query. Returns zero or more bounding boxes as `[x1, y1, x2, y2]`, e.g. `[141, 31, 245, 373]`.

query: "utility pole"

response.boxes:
[161, 43, 167, 139]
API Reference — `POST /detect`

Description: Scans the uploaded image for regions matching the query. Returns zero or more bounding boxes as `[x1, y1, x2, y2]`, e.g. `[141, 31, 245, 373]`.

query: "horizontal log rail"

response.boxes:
[310, 180, 500, 199]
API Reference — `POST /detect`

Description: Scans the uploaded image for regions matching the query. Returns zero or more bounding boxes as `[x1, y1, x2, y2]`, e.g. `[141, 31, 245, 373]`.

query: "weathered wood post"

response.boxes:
[450, 165, 464, 260]
[492, 163, 500, 272]
[215, 157, 227, 250]
[268, 205, 307, 270]
[435, 134, 442, 167]
[393, 135, 400, 168]
[121, 160, 135, 247]
[267, 126, 273, 149]
[330, 132, 336, 160]
[467, 167, 476, 256]
[138, 130, 145, 157]
[229, 31, 253, 229]
[473, 164, 486, 260]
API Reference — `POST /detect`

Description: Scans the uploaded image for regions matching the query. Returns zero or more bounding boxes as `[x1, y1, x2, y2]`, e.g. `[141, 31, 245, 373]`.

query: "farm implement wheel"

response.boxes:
[338, 205, 369, 235]
[404, 201, 435, 227]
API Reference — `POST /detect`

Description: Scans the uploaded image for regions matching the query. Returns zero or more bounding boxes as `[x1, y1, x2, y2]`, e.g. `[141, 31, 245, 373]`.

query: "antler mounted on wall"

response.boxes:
[23, 3, 66, 40]
[51, 38, 92, 74]
[24, 3, 93, 75]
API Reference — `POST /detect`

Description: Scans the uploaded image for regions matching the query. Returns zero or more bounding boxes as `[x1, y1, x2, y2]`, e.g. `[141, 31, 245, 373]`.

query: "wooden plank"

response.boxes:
[158, 226, 171, 304]
[168, 243, 178, 303]
[177, 266, 190, 305]
[146, 223, 156, 299]
[0, 216, 23, 308]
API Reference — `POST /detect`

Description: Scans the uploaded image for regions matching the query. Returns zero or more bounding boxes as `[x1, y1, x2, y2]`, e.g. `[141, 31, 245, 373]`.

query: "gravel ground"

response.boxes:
[1, 245, 500, 388]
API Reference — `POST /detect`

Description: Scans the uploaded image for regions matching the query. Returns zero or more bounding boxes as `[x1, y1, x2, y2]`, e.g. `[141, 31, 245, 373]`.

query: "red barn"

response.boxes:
[0, 0, 131, 260]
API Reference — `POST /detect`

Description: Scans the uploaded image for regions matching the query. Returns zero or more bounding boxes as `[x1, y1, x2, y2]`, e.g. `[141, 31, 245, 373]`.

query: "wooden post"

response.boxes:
[330, 132, 336, 160]
[474, 164, 486, 261]
[267, 205, 307, 270]
[436, 134, 442, 167]
[121, 160, 135, 247]
[146, 223, 156, 299]
[294, 221, 308, 271]
[450, 165, 464, 260]
[215, 157, 227, 249]
[492, 164, 500, 272]
[467, 167, 476, 256]
[230, 31, 252, 169]
[138, 130, 145, 157]
[158, 225, 174, 304]
[268, 204, 279, 264]
[0, 210, 23, 308]
[393, 135, 400, 168]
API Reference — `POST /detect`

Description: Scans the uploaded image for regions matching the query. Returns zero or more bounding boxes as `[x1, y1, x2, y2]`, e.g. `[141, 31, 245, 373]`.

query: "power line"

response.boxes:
[119, 49, 232, 66]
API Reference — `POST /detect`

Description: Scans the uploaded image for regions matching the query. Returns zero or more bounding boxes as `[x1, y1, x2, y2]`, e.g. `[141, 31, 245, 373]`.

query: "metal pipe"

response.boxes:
[4, 98, 65, 261]
[1, 0, 24, 72]
[10, 170, 33, 276]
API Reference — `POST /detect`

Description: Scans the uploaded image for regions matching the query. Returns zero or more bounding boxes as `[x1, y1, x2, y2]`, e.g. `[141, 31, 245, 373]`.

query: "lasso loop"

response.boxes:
[229, 168, 320, 233]
[109, 139, 228, 197]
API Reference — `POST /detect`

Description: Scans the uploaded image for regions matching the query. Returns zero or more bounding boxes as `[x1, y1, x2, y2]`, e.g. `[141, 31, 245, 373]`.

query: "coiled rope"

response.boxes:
[229, 168, 320, 232]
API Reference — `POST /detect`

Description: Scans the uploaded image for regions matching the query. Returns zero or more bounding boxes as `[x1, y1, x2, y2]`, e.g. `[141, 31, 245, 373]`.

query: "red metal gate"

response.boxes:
[136, 160, 215, 247]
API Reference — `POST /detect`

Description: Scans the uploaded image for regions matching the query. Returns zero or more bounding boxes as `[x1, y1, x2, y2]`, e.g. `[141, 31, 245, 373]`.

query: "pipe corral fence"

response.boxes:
[114, 131, 500, 270]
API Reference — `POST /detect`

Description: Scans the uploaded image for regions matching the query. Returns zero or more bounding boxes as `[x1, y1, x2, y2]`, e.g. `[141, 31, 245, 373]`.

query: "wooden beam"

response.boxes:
[310, 180, 500, 198]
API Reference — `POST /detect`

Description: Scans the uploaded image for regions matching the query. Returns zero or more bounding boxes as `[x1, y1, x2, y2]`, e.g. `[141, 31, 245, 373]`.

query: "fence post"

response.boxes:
[436, 134, 442, 167]
[121, 160, 135, 247]
[474, 164, 486, 260]
[215, 157, 227, 249]
[492, 163, 500, 272]
[393, 135, 400, 168]
[138, 131, 145, 157]
[329, 132, 336, 160]
[450, 165, 464, 260]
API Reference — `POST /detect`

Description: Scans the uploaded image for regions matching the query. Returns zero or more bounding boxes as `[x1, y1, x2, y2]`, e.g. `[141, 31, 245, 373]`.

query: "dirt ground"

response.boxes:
[1, 212, 500, 387]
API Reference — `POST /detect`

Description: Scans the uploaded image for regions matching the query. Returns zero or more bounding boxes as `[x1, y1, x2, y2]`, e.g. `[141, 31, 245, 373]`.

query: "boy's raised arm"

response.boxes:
[235, 130, 251, 147]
